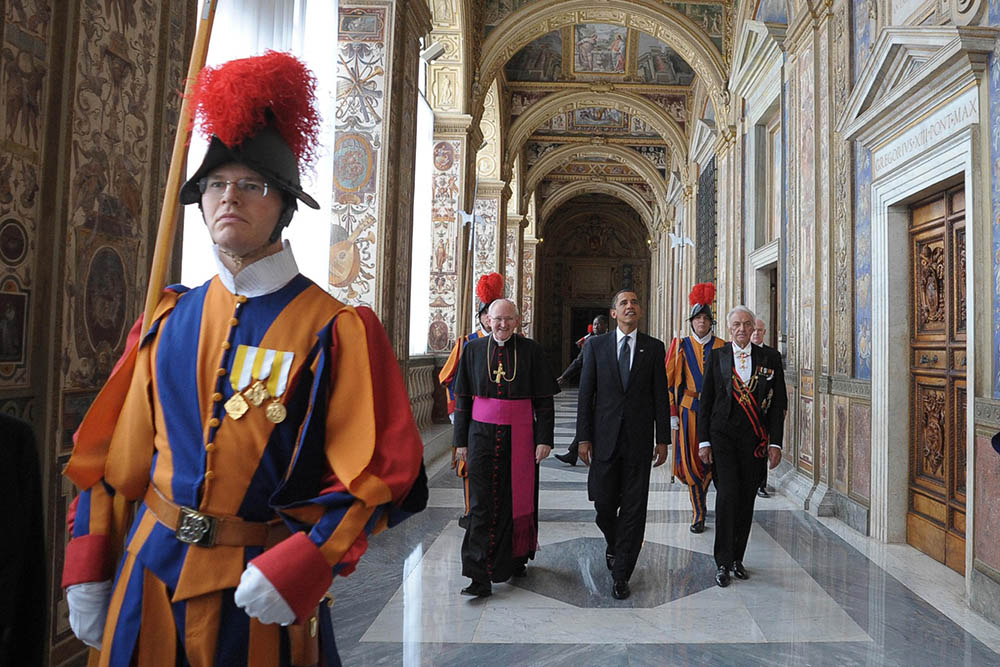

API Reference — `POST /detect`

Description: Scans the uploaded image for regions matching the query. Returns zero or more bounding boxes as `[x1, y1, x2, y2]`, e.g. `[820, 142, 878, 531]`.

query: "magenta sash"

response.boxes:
[472, 397, 537, 557]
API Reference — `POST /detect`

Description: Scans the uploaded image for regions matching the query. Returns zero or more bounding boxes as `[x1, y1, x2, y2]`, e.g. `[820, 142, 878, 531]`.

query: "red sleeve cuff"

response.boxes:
[251, 532, 332, 623]
[62, 534, 113, 587]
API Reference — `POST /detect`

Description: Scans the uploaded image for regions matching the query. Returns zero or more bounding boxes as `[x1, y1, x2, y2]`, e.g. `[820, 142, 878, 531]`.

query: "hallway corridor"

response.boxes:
[330, 391, 1000, 665]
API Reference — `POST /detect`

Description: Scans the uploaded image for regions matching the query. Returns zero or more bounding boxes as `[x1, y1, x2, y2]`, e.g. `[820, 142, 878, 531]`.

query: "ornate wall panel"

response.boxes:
[799, 395, 814, 471]
[473, 195, 500, 292]
[990, 5, 1000, 397]
[521, 239, 537, 338]
[797, 42, 815, 373]
[428, 139, 463, 352]
[975, 433, 1000, 571]
[832, 0, 854, 376]
[505, 219, 521, 300]
[332, 5, 390, 305]
[783, 77, 793, 358]
[833, 394, 849, 492]
[695, 156, 716, 284]
[818, 24, 830, 375]
[850, 401, 872, 501]
[853, 0, 875, 380]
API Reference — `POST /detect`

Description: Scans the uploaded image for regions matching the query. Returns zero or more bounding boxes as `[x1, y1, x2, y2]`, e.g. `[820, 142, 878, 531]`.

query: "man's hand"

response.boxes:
[768, 446, 782, 469]
[67, 580, 112, 649]
[698, 445, 713, 466]
[652, 443, 668, 467]
[454, 447, 467, 463]
[578, 441, 593, 466]
[535, 444, 551, 463]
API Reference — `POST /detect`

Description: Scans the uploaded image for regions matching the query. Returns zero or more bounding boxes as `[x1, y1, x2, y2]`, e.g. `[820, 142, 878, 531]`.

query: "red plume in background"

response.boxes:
[188, 51, 321, 168]
[587, 324, 594, 334]
[476, 272, 505, 304]
[688, 282, 716, 307]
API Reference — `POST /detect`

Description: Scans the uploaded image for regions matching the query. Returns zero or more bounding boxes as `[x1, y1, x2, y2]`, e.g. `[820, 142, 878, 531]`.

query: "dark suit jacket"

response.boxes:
[575, 330, 670, 462]
[697, 343, 787, 446]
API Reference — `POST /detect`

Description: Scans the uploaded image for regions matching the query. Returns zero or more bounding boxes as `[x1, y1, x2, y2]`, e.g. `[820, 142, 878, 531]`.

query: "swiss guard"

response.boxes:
[666, 282, 725, 533]
[61, 51, 427, 666]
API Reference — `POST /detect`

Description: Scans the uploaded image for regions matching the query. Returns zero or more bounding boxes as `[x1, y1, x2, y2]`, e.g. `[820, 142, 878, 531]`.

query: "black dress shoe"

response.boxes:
[715, 566, 731, 588]
[689, 520, 705, 534]
[605, 552, 615, 571]
[555, 451, 578, 466]
[757, 487, 770, 498]
[732, 561, 748, 580]
[461, 581, 492, 597]
[512, 563, 527, 578]
[612, 580, 630, 600]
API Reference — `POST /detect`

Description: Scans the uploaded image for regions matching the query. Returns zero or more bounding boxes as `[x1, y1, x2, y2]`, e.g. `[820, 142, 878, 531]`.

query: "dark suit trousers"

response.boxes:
[712, 432, 766, 568]
[588, 431, 651, 581]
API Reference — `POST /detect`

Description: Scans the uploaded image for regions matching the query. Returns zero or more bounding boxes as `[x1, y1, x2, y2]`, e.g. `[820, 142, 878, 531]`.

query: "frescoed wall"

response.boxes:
[428, 140, 463, 352]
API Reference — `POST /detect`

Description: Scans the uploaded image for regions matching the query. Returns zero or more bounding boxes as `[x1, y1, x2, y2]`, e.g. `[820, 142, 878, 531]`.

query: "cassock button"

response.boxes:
[216, 368, 227, 377]
[229, 317, 239, 327]
[211, 392, 223, 402]
[204, 470, 215, 480]
[208, 417, 220, 428]
[237, 295, 248, 304]
[205, 442, 216, 453]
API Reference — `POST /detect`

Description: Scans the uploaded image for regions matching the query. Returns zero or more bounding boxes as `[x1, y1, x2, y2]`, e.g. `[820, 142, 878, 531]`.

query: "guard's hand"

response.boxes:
[652, 443, 668, 467]
[67, 580, 112, 649]
[578, 441, 593, 466]
[454, 447, 467, 463]
[535, 444, 551, 463]
[768, 446, 782, 469]
[698, 445, 713, 466]
[234, 564, 295, 626]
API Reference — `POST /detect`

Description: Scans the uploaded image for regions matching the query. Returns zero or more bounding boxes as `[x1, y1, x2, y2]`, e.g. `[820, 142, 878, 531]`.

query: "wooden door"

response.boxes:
[908, 185, 966, 574]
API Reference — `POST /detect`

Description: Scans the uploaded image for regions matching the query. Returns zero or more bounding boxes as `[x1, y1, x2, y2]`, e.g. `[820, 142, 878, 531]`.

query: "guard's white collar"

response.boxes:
[213, 240, 299, 297]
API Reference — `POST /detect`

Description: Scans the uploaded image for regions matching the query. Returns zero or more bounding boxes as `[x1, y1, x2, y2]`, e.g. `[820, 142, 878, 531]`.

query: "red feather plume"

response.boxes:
[476, 272, 504, 304]
[688, 282, 716, 307]
[587, 324, 594, 334]
[188, 51, 320, 168]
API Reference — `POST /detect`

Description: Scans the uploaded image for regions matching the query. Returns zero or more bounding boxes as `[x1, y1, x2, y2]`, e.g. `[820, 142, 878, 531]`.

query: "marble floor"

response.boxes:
[328, 391, 1000, 666]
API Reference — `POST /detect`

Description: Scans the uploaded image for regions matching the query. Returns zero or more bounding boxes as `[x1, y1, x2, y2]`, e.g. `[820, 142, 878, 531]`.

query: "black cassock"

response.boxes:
[454, 334, 559, 583]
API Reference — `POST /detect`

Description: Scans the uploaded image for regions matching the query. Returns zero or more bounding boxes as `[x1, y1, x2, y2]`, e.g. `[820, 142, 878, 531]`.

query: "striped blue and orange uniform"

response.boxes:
[438, 328, 485, 522]
[63, 274, 425, 666]
[666, 335, 726, 525]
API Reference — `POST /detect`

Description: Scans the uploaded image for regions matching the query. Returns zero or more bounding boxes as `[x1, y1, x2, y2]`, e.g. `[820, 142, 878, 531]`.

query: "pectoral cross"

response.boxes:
[493, 359, 506, 385]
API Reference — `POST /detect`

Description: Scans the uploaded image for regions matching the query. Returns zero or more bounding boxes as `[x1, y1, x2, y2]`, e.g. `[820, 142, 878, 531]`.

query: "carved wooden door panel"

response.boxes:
[908, 186, 966, 574]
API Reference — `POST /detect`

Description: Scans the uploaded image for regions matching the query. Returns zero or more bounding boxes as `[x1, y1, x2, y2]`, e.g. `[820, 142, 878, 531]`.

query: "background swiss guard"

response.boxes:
[439, 272, 504, 526]
[453, 298, 559, 597]
[61, 52, 426, 665]
[666, 283, 725, 533]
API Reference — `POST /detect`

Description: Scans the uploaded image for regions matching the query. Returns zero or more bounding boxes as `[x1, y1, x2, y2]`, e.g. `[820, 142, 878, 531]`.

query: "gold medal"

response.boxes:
[265, 400, 287, 424]
[246, 380, 270, 407]
[224, 392, 249, 420]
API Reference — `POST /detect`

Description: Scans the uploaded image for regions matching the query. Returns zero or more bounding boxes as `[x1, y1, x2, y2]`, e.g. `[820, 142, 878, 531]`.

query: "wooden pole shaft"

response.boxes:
[141, 0, 218, 335]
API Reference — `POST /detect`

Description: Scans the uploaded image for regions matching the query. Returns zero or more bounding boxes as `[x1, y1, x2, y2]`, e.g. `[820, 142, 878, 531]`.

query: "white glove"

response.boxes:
[671, 416, 680, 431]
[67, 580, 112, 649]
[234, 564, 296, 626]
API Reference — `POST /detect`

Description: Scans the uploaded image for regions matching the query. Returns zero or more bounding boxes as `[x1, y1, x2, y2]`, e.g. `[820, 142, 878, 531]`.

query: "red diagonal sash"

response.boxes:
[732, 374, 769, 458]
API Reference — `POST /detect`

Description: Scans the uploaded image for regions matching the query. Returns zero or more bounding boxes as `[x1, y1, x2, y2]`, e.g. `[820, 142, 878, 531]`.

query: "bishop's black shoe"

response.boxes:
[512, 563, 528, 578]
[689, 520, 705, 534]
[715, 565, 731, 588]
[605, 551, 616, 571]
[732, 561, 748, 580]
[612, 579, 631, 600]
[461, 580, 492, 597]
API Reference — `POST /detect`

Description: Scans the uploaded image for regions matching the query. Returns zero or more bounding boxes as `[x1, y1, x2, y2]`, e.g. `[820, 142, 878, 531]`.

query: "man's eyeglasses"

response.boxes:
[198, 177, 270, 199]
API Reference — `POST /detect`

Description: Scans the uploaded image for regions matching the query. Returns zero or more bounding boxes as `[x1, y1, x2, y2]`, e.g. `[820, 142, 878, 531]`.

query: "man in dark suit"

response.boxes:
[576, 290, 670, 600]
[698, 306, 787, 588]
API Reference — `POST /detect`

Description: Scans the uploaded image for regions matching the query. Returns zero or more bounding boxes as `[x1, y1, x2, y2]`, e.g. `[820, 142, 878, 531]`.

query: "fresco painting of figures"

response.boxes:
[573, 24, 628, 75]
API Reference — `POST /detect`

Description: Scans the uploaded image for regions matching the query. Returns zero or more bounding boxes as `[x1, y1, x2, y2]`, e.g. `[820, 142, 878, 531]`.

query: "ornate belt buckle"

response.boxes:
[177, 506, 218, 547]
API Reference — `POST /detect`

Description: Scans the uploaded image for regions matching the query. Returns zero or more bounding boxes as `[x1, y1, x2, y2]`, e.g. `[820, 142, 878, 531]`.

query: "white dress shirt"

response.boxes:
[615, 327, 636, 369]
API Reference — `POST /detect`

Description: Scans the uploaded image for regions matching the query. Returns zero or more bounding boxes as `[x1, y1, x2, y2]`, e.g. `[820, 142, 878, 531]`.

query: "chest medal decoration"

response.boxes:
[225, 345, 294, 423]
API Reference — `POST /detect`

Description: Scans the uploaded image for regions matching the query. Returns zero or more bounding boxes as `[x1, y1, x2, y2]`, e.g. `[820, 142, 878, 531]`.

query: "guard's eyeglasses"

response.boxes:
[198, 177, 270, 199]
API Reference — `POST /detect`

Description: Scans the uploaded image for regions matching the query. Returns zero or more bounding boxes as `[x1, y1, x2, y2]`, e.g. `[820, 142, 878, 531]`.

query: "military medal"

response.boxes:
[246, 380, 270, 407]
[265, 400, 287, 423]
[224, 392, 249, 420]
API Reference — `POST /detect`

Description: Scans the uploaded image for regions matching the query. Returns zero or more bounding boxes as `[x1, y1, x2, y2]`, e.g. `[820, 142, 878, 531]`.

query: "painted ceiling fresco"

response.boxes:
[534, 108, 660, 137]
[524, 142, 670, 176]
[547, 160, 639, 179]
[505, 30, 562, 82]
[636, 33, 696, 86]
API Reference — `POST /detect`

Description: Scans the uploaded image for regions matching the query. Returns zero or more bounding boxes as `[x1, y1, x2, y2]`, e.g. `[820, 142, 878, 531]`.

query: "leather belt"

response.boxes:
[144, 485, 290, 548]
[680, 389, 700, 409]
